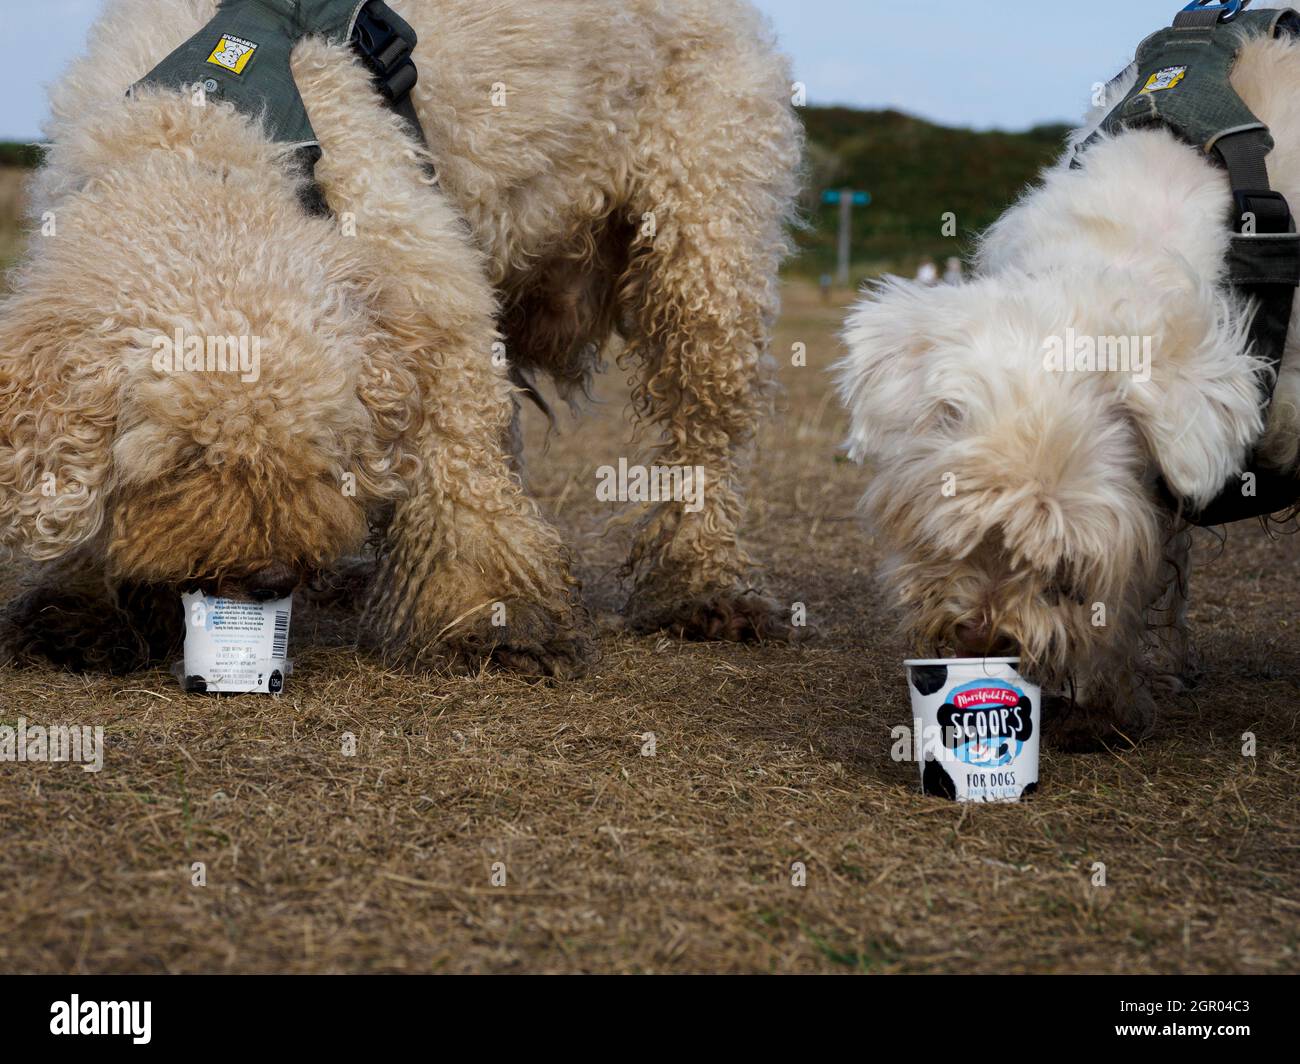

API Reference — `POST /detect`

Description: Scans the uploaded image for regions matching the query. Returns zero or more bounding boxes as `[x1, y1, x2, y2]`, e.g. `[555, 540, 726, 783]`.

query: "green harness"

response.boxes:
[133, 0, 425, 168]
[1078, 1, 1300, 525]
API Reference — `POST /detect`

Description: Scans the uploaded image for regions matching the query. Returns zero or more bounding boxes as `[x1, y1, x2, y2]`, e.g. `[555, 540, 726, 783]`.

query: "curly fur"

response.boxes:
[0, 0, 801, 674]
[837, 26, 1300, 748]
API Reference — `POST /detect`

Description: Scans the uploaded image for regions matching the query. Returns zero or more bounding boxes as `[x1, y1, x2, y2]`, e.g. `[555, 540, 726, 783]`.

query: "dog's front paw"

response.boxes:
[0, 588, 155, 674]
[1174, 641, 1204, 692]
[440, 598, 594, 679]
[1044, 686, 1155, 753]
[627, 587, 808, 644]
[364, 552, 594, 679]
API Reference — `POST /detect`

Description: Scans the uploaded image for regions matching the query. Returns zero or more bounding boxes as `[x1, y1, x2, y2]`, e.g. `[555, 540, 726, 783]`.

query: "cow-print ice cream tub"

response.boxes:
[904, 658, 1040, 803]
[177, 592, 293, 694]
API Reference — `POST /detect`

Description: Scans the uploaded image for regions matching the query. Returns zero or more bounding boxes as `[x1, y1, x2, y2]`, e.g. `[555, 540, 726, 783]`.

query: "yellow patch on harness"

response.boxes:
[1140, 66, 1187, 94]
[206, 35, 258, 75]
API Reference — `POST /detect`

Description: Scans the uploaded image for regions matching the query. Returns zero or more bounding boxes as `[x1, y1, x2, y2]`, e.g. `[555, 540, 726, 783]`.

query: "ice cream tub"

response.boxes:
[178, 591, 293, 694]
[904, 657, 1040, 803]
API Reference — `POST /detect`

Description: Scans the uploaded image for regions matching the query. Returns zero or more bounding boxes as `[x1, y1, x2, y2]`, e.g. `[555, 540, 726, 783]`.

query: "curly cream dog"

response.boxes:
[838, 23, 1300, 748]
[0, 0, 801, 674]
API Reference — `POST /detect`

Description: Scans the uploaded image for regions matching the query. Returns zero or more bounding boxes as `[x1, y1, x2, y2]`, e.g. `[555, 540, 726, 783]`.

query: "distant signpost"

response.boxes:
[822, 188, 871, 287]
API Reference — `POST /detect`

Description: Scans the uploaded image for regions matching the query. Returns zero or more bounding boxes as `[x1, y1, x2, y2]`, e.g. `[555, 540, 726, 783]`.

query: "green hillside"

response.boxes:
[0, 142, 42, 169]
[796, 107, 1071, 279]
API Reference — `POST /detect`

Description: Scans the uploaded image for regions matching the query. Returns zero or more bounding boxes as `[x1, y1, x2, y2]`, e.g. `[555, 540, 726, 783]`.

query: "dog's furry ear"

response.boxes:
[1107, 281, 1267, 509]
[0, 292, 121, 559]
[837, 278, 974, 462]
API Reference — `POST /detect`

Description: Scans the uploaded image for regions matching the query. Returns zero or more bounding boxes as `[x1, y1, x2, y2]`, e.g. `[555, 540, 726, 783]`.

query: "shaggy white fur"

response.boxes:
[838, 18, 1300, 747]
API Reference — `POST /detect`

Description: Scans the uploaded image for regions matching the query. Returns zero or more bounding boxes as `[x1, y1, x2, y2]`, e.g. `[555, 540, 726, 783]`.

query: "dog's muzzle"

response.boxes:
[953, 622, 1019, 659]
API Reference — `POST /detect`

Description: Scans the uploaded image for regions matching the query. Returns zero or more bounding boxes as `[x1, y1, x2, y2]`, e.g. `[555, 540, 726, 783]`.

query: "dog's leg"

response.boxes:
[359, 330, 592, 677]
[1147, 524, 1200, 692]
[346, 202, 590, 680]
[1050, 563, 1190, 753]
[1047, 669, 1157, 753]
[0, 554, 179, 673]
[615, 58, 801, 643]
[295, 41, 590, 677]
[1051, 522, 1198, 750]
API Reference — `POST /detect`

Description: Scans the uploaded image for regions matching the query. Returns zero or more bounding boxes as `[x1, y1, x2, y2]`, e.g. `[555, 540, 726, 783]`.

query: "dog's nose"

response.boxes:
[243, 562, 300, 602]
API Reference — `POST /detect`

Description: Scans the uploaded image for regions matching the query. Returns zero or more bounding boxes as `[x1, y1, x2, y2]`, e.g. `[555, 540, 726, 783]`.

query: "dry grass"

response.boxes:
[0, 277, 1297, 974]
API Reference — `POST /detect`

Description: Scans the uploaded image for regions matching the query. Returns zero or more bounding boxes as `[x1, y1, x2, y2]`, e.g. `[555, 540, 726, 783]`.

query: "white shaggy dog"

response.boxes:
[837, 10, 1300, 749]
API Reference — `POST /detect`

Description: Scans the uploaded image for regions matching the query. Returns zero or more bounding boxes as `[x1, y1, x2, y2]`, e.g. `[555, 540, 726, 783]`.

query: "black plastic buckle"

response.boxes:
[1233, 188, 1295, 234]
[351, 2, 418, 103]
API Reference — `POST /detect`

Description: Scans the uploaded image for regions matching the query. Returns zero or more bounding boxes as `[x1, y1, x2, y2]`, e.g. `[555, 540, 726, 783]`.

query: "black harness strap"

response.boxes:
[350, 1, 427, 150]
[1219, 127, 1300, 396]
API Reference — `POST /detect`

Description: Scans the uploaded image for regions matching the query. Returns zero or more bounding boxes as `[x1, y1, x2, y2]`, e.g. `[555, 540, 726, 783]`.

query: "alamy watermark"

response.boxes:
[50, 996, 150, 1044]
[152, 328, 261, 383]
[1, 718, 104, 772]
[596, 457, 706, 514]
[1042, 328, 1151, 383]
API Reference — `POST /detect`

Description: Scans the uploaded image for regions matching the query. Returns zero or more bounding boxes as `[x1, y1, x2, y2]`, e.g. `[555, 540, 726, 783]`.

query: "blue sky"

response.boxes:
[2, 0, 1196, 140]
